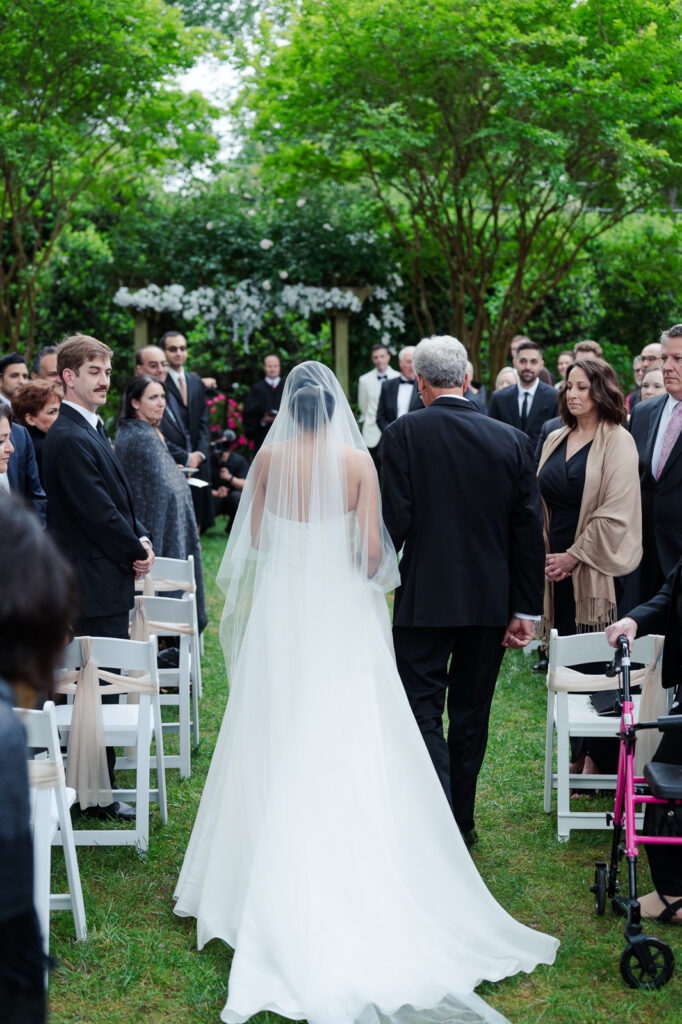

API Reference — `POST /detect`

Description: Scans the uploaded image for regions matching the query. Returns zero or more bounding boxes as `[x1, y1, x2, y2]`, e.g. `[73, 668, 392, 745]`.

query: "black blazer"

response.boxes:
[488, 380, 559, 449]
[164, 371, 211, 458]
[7, 423, 46, 526]
[158, 388, 193, 463]
[243, 378, 285, 452]
[382, 397, 545, 628]
[629, 394, 682, 598]
[629, 559, 682, 690]
[376, 378, 423, 432]
[43, 404, 148, 620]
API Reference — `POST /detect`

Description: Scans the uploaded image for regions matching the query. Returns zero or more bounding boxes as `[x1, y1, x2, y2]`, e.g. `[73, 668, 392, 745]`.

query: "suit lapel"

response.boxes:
[506, 388, 522, 428]
[646, 396, 668, 468]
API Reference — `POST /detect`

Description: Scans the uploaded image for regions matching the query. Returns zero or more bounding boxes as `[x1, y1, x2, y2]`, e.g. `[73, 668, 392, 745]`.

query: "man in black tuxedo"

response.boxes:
[488, 340, 558, 449]
[382, 335, 545, 847]
[160, 331, 214, 532]
[243, 353, 285, 453]
[376, 345, 422, 433]
[629, 324, 682, 604]
[43, 335, 154, 818]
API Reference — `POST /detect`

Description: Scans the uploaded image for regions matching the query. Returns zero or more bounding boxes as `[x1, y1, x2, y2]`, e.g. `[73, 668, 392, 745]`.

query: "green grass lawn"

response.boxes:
[48, 525, 682, 1023]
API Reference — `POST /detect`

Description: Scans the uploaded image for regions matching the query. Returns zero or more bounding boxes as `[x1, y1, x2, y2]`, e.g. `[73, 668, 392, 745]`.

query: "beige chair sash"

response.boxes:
[27, 758, 65, 790]
[547, 635, 666, 774]
[55, 636, 156, 810]
[137, 575, 196, 596]
[130, 596, 194, 639]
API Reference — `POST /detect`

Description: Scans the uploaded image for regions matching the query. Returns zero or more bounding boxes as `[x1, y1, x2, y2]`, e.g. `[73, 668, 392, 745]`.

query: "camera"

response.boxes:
[209, 428, 237, 453]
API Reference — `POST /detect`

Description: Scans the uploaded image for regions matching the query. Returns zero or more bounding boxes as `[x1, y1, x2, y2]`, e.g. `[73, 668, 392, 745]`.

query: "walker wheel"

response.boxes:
[619, 938, 674, 989]
[591, 862, 607, 915]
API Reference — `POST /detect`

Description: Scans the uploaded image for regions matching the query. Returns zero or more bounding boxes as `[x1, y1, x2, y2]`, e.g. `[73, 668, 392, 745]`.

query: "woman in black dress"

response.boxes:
[537, 358, 642, 774]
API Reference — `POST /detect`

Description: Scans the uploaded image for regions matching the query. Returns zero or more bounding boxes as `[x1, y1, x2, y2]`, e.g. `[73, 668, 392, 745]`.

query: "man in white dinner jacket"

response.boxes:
[357, 342, 400, 469]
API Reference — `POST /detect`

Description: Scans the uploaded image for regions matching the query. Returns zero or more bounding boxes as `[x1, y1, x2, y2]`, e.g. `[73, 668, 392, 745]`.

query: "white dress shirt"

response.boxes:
[517, 378, 539, 416]
[396, 378, 416, 418]
[167, 366, 187, 393]
[651, 393, 682, 476]
[62, 399, 99, 429]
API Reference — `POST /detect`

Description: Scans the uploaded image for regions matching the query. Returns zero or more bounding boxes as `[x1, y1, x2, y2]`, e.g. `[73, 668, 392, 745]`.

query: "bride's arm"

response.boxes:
[250, 451, 268, 548]
[353, 453, 384, 577]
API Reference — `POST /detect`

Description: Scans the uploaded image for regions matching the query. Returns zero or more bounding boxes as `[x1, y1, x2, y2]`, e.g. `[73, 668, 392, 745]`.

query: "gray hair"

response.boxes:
[412, 336, 468, 388]
[31, 345, 57, 376]
[661, 324, 682, 345]
[398, 346, 415, 363]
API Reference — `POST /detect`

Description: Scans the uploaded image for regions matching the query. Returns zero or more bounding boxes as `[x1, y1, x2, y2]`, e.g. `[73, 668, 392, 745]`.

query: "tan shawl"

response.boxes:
[537, 421, 642, 639]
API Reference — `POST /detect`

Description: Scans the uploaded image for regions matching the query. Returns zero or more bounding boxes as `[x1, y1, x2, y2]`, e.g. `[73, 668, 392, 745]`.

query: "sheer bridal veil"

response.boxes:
[216, 361, 400, 680]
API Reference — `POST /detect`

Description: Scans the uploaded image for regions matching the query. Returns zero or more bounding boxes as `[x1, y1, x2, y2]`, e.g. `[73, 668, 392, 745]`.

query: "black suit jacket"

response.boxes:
[382, 397, 545, 628]
[629, 395, 682, 599]
[43, 404, 148, 620]
[164, 371, 211, 458]
[7, 423, 46, 526]
[376, 377, 423, 433]
[158, 388, 193, 463]
[488, 380, 559, 449]
[243, 378, 285, 452]
[628, 559, 682, 690]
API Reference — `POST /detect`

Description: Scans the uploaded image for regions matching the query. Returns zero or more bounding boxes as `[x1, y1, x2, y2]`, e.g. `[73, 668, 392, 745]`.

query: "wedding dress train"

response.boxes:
[174, 509, 558, 1024]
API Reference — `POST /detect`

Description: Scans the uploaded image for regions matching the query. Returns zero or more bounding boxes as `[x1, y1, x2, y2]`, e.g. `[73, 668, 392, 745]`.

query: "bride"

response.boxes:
[174, 362, 558, 1024]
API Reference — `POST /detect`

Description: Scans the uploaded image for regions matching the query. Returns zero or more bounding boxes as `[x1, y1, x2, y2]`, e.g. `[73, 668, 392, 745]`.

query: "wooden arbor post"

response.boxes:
[133, 313, 149, 352]
[331, 286, 374, 398]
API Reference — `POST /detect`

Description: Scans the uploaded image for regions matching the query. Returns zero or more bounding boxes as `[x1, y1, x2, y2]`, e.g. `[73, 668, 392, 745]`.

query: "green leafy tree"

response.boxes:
[0, 0, 222, 353]
[242, 0, 682, 376]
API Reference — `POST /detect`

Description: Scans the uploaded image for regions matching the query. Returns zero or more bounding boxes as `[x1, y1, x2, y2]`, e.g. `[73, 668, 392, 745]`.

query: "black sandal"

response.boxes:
[655, 895, 682, 924]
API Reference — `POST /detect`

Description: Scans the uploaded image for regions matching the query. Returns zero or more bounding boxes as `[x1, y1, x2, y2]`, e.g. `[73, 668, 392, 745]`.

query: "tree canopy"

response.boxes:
[0, 0, 223, 351]
[242, 0, 682, 374]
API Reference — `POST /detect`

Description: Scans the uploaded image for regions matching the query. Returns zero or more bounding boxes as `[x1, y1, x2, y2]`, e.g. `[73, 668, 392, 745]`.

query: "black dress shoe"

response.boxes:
[532, 656, 549, 673]
[78, 801, 136, 821]
[460, 828, 478, 849]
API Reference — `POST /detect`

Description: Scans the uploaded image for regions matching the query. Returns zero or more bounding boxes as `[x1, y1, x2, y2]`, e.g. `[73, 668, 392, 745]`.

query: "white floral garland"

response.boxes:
[113, 276, 405, 351]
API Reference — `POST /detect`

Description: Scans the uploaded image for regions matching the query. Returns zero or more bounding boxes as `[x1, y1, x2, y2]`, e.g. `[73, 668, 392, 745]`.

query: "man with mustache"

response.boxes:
[43, 334, 154, 820]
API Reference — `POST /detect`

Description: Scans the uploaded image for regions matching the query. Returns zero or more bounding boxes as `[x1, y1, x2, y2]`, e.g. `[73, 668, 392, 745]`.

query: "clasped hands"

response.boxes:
[134, 540, 155, 579]
[545, 551, 578, 582]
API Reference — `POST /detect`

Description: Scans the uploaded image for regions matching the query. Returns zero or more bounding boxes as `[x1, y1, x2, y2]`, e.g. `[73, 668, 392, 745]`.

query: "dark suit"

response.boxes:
[376, 377, 422, 433]
[158, 388, 193, 463]
[629, 394, 682, 603]
[488, 380, 559, 450]
[243, 378, 285, 452]
[43, 403, 148, 625]
[7, 423, 46, 527]
[534, 414, 563, 465]
[382, 397, 544, 832]
[164, 370, 214, 530]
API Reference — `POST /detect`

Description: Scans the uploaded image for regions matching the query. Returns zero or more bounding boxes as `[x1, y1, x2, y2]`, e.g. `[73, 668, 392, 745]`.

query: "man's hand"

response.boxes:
[502, 616, 536, 649]
[202, 377, 217, 390]
[134, 540, 155, 579]
[187, 451, 203, 469]
[262, 411, 277, 424]
[605, 617, 638, 648]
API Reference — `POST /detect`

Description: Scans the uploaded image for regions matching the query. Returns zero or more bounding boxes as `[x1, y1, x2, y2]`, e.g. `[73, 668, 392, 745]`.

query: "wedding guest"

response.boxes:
[464, 361, 487, 412]
[11, 380, 62, 485]
[357, 343, 399, 468]
[537, 358, 641, 775]
[160, 331, 214, 532]
[376, 345, 422, 432]
[495, 366, 518, 391]
[573, 339, 603, 360]
[0, 353, 28, 406]
[629, 323, 682, 604]
[488, 340, 559, 449]
[210, 433, 249, 533]
[555, 351, 574, 389]
[626, 355, 644, 413]
[243, 354, 286, 454]
[0, 495, 75, 1023]
[0, 405, 14, 490]
[135, 345, 202, 469]
[115, 375, 207, 631]
[640, 364, 666, 402]
[30, 346, 60, 385]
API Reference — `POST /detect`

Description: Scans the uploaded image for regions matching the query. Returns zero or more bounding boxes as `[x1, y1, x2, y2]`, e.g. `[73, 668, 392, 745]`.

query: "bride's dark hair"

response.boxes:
[290, 376, 336, 431]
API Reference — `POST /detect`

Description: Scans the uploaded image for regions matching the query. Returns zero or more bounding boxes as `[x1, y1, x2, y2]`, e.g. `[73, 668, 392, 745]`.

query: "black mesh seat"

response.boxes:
[643, 762, 682, 800]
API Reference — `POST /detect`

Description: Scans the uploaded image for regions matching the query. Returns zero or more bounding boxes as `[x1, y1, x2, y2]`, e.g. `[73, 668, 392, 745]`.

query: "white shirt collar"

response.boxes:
[518, 378, 540, 398]
[62, 399, 99, 429]
[265, 376, 281, 387]
[432, 393, 469, 403]
[167, 367, 185, 387]
[0, 392, 11, 407]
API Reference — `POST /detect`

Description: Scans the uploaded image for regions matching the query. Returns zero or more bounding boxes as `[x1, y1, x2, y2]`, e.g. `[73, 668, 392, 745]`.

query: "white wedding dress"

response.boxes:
[174, 363, 558, 1024]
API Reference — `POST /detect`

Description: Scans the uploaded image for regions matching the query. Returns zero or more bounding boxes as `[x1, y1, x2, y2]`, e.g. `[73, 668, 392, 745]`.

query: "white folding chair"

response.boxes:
[543, 629, 664, 841]
[139, 555, 203, 704]
[17, 700, 87, 961]
[55, 636, 167, 853]
[132, 595, 196, 778]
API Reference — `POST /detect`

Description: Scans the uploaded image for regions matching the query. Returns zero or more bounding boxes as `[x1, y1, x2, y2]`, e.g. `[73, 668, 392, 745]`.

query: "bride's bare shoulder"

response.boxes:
[342, 445, 373, 476]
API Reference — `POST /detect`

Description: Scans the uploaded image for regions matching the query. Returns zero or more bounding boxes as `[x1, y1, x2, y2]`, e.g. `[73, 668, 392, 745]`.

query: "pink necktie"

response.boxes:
[656, 402, 682, 479]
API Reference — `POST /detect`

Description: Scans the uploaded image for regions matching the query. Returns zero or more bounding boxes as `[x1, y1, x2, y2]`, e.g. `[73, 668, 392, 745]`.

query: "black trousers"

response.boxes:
[75, 611, 130, 791]
[393, 625, 506, 833]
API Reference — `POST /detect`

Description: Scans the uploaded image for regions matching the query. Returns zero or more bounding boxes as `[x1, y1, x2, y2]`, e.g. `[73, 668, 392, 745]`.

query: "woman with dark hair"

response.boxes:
[0, 404, 14, 482]
[538, 358, 642, 774]
[11, 380, 61, 484]
[115, 376, 206, 631]
[0, 496, 75, 1023]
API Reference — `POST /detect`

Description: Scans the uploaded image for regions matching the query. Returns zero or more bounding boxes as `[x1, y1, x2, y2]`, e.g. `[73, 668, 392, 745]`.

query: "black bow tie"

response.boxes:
[377, 374, 388, 380]
[399, 376, 413, 384]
